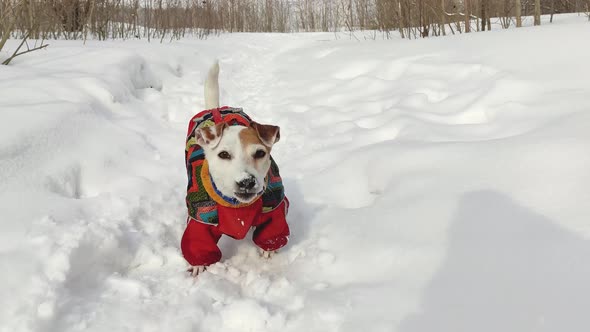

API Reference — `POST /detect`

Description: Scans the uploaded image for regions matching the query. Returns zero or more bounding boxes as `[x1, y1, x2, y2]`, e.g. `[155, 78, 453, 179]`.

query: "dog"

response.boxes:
[181, 62, 290, 276]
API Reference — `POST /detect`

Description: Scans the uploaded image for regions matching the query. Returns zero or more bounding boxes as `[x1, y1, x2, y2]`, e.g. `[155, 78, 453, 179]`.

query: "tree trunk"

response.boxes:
[481, 0, 487, 31]
[534, 0, 541, 25]
[515, 0, 522, 27]
[440, 0, 446, 35]
[465, 0, 471, 32]
[0, 13, 16, 53]
[475, 0, 480, 31]
[398, 0, 405, 38]
[455, 0, 463, 33]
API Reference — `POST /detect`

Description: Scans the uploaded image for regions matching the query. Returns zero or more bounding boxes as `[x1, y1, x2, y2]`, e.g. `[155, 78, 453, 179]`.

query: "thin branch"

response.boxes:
[3, 33, 28, 61]
[2, 34, 49, 66]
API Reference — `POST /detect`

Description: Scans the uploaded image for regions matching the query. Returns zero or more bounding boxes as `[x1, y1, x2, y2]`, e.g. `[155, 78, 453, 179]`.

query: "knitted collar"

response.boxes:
[200, 160, 265, 208]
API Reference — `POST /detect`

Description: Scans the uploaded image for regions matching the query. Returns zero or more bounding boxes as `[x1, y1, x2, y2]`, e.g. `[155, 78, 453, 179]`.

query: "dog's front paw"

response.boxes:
[260, 249, 277, 259]
[187, 265, 206, 277]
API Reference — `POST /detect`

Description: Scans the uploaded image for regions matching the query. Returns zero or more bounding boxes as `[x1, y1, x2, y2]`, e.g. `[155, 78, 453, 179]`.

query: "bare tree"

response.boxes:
[534, 0, 542, 24]
[515, 0, 523, 27]
[465, 0, 471, 32]
[1, 1, 49, 64]
[0, 0, 18, 53]
[440, 0, 447, 35]
[3, 0, 589, 43]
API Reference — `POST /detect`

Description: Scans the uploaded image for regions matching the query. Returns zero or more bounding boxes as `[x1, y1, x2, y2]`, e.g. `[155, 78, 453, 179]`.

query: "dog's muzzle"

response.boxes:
[236, 176, 256, 191]
[234, 175, 263, 202]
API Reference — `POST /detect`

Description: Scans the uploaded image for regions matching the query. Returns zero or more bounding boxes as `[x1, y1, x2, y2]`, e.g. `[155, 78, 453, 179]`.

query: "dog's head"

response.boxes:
[195, 122, 280, 204]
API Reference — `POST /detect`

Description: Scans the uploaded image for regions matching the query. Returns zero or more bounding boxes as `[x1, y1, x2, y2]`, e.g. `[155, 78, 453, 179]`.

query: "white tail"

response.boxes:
[204, 61, 220, 109]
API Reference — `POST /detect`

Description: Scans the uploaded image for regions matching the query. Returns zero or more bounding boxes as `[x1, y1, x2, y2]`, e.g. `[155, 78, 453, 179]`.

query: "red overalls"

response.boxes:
[181, 198, 289, 266]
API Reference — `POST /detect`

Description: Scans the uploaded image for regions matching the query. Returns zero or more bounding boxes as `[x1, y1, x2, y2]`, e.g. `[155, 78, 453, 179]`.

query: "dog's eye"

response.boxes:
[218, 151, 232, 160]
[253, 150, 266, 159]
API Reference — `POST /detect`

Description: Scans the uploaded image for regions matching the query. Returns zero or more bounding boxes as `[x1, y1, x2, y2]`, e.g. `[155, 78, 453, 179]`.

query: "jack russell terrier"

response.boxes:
[181, 62, 290, 276]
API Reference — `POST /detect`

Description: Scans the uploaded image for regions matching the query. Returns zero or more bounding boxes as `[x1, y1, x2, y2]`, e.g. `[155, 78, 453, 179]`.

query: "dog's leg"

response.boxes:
[204, 60, 220, 109]
[187, 265, 206, 277]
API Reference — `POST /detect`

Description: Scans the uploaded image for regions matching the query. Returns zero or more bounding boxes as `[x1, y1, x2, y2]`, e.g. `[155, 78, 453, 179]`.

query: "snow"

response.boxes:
[2, 14, 590, 332]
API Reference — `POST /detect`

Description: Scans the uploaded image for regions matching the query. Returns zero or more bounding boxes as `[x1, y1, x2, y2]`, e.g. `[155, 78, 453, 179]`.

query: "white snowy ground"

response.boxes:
[2, 14, 590, 332]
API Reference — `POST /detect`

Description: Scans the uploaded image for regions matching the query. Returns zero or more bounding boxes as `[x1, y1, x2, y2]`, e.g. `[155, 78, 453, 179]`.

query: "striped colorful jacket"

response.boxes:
[185, 106, 286, 227]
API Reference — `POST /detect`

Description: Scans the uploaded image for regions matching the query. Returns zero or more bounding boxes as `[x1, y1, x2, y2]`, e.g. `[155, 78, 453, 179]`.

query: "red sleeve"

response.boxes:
[252, 199, 290, 251]
[181, 219, 223, 266]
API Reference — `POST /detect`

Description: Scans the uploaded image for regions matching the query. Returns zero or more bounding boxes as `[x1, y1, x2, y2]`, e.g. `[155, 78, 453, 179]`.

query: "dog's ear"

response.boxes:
[195, 122, 227, 148]
[250, 122, 280, 147]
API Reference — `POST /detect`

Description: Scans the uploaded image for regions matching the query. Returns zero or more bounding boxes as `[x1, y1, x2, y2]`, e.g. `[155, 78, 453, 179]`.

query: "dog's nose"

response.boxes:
[237, 177, 256, 190]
